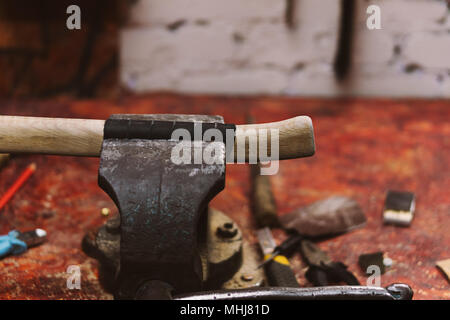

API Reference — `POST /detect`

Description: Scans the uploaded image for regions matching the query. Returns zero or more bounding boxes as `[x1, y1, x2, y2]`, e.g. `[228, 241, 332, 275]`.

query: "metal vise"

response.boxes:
[98, 114, 232, 298]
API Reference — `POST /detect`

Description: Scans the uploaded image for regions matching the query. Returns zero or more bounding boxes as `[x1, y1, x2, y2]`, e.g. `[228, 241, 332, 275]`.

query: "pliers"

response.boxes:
[0, 229, 47, 259]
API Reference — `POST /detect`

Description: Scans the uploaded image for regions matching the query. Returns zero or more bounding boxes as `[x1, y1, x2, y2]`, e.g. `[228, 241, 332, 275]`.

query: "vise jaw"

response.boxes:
[98, 114, 228, 299]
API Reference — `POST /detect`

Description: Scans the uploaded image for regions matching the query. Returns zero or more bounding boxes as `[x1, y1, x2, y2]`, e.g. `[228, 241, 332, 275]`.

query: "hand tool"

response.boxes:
[280, 196, 366, 237]
[0, 115, 315, 161]
[300, 239, 359, 286]
[256, 228, 299, 287]
[436, 259, 450, 284]
[0, 162, 36, 211]
[250, 163, 280, 228]
[0, 113, 315, 299]
[248, 114, 280, 228]
[257, 232, 303, 269]
[383, 190, 416, 227]
[0, 228, 47, 259]
[175, 283, 413, 300]
[358, 251, 388, 275]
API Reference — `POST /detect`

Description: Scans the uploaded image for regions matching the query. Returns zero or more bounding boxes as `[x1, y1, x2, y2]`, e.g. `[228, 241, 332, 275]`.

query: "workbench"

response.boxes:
[0, 94, 448, 299]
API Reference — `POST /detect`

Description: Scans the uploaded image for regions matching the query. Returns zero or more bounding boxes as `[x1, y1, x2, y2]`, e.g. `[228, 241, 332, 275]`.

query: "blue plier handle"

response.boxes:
[0, 230, 27, 258]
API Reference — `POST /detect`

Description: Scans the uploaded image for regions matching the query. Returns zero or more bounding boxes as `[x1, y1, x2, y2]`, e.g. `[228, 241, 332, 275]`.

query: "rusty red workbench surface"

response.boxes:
[0, 95, 448, 299]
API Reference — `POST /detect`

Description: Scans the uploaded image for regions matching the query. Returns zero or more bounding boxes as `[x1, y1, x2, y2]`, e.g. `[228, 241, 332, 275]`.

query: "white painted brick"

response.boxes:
[176, 69, 287, 95]
[352, 28, 394, 65]
[286, 62, 449, 98]
[295, 0, 340, 31]
[285, 64, 338, 96]
[128, 0, 285, 26]
[120, 0, 450, 97]
[350, 72, 446, 97]
[441, 78, 450, 95]
[404, 32, 450, 68]
[121, 24, 235, 74]
[122, 71, 176, 93]
[233, 23, 336, 70]
[121, 59, 183, 92]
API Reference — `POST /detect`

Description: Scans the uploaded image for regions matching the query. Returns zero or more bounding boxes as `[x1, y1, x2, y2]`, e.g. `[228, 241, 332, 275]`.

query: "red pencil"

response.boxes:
[0, 163, 36, 211]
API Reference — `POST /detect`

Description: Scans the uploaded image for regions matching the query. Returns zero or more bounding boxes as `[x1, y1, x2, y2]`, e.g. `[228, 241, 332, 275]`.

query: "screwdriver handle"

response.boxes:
[264, 254, 299, 287]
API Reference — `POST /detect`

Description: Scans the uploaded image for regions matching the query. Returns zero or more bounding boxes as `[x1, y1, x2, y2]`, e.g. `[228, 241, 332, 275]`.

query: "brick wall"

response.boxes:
[120, 0, 450, 97]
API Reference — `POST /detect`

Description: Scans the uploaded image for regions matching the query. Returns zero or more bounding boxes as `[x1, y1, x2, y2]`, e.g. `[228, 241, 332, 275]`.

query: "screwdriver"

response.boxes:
[256, 228, 299, 287]
[257, 232, 303, 269]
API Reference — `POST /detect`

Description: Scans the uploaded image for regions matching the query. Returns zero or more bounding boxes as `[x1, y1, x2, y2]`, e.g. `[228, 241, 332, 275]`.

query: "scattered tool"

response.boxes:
[358, 251, 393, 275]
[257, 232, 303, 269]
[0, 229, 47, 259]
[256, 228, 299, 287]
[383, 190, 416, 227]
[175, 283, 413, 300]
[248, 114, 280, 228]
[436, 259, 450, 284]
[280, 196, 366, 237]
[250, 163, 280, 228]
[258, 232, 360, 287]
[251, 161, 365, 287]
[0, 115, 315, 160]
[300, 239, 360, 286]
[0, 162, 36, 211]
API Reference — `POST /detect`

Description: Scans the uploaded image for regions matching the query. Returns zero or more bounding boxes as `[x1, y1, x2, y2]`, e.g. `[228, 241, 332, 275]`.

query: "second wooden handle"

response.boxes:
[235, 116, 315, 161]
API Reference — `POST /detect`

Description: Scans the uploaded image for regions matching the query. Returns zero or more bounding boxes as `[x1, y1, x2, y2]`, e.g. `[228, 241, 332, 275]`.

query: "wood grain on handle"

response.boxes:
[0, 116, 104, 157]
[235, 116, 315, 161]
[0, 115, 315, 160]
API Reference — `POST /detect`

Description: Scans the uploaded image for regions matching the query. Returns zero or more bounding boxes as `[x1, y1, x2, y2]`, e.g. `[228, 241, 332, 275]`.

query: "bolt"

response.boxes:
[216, 222, 238, 238]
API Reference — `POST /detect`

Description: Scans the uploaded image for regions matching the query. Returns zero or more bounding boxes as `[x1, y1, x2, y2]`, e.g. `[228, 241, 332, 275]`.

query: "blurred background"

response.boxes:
[1, 0, 450, 99]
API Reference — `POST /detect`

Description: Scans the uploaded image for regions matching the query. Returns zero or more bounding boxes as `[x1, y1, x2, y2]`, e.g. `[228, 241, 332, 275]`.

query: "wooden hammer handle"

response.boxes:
[0, 115, 315, 160]
[235, 116, 315, 160]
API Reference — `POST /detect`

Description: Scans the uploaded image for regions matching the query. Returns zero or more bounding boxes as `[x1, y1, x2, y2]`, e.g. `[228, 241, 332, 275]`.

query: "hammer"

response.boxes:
[0, 115, 315, 160]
